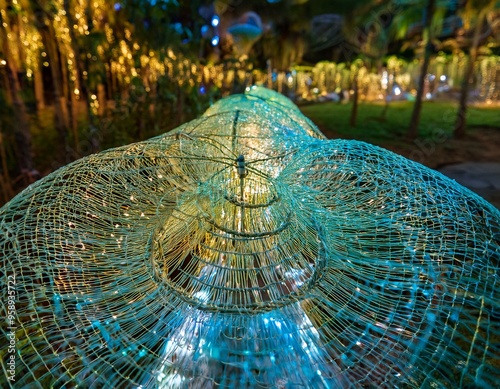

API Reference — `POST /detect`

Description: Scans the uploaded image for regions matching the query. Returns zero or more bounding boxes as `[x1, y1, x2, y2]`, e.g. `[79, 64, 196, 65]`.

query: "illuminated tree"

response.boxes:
[0, 2, 33, 183]
[30, 0, 73, 162]
[405, 0, 438, 140]
[341, 0, 390, 127]
[454, 0, 499, 138]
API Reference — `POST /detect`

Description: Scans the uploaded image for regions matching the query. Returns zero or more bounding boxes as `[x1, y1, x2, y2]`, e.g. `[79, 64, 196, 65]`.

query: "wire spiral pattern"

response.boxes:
[1, 86, 499, 388]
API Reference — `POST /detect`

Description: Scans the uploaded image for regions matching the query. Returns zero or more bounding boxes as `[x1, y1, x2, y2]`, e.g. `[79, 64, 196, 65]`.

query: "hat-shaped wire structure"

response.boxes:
[1, 86, 499, 388]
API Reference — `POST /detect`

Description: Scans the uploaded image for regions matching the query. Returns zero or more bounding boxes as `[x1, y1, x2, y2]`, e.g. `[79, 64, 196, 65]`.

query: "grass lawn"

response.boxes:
[299, 100, 500, 145]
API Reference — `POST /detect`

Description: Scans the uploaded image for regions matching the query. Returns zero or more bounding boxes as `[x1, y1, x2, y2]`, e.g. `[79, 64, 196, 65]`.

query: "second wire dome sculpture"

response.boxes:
[1, 86, 499, 388]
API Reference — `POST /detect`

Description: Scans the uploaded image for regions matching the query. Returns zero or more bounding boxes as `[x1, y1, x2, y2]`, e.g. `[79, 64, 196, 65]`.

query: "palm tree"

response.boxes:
[454, 0, 498, 138]
[341, 0, 392, 127]
[255, 1, 310, 72]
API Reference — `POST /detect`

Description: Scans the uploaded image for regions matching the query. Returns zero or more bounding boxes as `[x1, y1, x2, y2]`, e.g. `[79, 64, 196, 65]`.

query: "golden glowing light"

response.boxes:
[0, 0, 496, 120]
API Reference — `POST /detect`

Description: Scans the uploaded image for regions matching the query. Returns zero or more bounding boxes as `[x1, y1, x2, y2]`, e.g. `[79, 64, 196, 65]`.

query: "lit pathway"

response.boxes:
[439, 162, 500, 210]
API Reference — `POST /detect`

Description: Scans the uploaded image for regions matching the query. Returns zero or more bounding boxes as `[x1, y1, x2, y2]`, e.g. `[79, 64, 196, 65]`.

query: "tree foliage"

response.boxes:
[0, 0, 498, 205]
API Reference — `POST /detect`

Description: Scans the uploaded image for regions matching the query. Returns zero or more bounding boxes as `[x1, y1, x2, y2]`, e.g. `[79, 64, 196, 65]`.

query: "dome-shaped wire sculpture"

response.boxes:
[1, 86, 499, 388]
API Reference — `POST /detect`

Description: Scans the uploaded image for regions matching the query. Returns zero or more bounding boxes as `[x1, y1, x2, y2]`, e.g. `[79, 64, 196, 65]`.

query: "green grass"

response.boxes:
[300, 101, 500, 144]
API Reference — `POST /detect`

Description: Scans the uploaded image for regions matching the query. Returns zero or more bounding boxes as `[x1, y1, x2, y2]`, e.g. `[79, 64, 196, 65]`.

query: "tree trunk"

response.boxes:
[407, 0, 436, 140]
[0, 66, 13, 105]
[69, 85, 79, 159]
[59, 48, 79, 153]
[350, 70, 359, 127]
[34, 10, 70, 162]
[176, 85, 185, 126]
[110, 62, 118, 97]
[15, 12, 26, 69]
[63, 0, 90, 115]
[97, 83, 106, 117]
[0, 15, 33, 183]
[0, 128, 14, 204]
[60, 51, 72, 127]
[45, 29, 70, 160]
[33, 67, 45, 111]
[454, 10, 486, 139]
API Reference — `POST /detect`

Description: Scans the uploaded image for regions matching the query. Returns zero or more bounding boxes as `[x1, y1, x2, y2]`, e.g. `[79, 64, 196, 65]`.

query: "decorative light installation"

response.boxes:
[1, 87, 499, 388]
[227, 12, 263, 56]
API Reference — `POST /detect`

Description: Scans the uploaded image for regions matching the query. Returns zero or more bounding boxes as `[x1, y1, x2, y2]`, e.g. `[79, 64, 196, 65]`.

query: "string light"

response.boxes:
[0, 0, 497, 116]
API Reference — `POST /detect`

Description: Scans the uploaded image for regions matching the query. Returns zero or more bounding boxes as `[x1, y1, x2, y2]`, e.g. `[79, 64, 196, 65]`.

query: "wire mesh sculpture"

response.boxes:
[1, 85, 499, 388]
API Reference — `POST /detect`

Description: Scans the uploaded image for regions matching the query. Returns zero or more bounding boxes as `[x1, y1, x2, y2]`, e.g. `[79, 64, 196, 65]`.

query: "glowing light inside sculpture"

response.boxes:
[0, 86, 499, 388]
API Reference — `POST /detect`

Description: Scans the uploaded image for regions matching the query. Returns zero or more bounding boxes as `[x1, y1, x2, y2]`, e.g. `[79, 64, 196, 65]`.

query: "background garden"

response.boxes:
[0, 0, 499, 206]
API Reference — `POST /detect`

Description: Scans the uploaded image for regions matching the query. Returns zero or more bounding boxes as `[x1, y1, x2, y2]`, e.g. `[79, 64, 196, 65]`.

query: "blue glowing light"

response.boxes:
[114, 2, 121, 11]
[211, 15, 220, 27]
[173, 22, 183, 34]
[211, 36, 219, 46]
